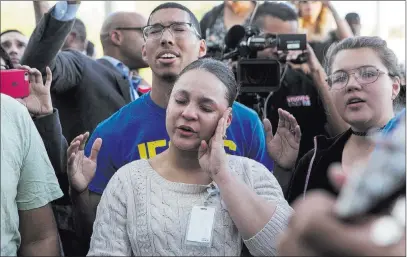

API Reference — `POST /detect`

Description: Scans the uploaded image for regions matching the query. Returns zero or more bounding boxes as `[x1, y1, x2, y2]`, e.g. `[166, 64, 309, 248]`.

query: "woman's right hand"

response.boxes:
[67, 132, 102, 193]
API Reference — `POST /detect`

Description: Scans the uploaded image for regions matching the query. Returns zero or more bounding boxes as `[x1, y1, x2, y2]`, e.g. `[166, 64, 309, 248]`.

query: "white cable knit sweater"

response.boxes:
[87, 155, 293, 256]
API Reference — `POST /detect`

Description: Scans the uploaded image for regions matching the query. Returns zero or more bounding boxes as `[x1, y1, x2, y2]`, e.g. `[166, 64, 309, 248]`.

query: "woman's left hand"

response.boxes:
[198, 108, 232, 180]
[264, 108, 301, 170]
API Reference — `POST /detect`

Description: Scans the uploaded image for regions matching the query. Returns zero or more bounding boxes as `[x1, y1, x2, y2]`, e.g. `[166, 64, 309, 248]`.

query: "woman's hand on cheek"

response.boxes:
[198, 108, 232, 183]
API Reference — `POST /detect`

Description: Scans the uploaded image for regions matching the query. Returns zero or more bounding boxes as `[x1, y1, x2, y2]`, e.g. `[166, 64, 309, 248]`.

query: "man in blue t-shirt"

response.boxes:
[68, 2, 300, 246]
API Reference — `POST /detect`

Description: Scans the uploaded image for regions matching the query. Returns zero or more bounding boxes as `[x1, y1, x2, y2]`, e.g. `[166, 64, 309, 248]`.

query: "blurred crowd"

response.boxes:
[1, 1, 405, 256]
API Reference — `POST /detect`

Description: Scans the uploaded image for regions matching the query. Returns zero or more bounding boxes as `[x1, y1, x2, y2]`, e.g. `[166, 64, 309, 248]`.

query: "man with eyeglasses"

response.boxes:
[66, 3, 301, 254]
[21, 1, 149, 143]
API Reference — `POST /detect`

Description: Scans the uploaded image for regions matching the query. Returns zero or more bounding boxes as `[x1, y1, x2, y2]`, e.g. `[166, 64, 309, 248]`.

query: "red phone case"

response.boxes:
[0, 69, 30, 98]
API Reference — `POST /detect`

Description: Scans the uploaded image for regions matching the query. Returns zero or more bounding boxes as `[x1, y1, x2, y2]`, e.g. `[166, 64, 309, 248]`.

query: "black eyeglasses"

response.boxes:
[326, 65, 394, 90]
[142, 22, 201, 41]
[114, 27, 144, 32]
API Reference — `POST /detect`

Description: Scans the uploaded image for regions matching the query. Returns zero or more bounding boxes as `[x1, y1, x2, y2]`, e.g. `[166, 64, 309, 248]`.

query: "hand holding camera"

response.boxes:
[281, 44, 324, 75]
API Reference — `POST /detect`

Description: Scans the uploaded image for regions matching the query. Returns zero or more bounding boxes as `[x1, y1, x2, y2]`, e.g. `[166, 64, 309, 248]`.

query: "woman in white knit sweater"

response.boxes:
[87, 58, 295, 256]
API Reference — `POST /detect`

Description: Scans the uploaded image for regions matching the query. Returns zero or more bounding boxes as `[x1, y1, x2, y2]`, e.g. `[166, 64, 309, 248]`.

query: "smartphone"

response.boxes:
[0, 69, 30, 98]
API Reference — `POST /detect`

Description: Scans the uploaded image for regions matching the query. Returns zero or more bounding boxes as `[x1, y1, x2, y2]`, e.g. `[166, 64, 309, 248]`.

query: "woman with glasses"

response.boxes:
[287, 36, 404, 203]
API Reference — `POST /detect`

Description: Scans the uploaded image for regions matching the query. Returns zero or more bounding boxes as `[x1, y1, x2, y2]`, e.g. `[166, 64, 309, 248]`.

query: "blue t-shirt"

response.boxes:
[86, 93, 274, 194]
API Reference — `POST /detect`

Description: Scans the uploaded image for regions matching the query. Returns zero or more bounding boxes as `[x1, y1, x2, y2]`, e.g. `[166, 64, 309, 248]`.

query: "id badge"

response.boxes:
[185, 206, 216, 247]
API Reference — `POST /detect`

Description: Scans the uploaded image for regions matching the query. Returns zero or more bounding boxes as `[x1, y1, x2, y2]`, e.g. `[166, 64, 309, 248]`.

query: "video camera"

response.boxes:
[221, 24, 308, 93]
[211, 1, 308, 118]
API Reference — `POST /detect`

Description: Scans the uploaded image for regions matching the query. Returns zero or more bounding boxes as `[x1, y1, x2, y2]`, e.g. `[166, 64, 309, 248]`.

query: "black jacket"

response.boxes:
[33, 109, 69, 205]
[287, 129, 352, 203]
[266, 67, 328, 162]
[21, 7, 132, 143]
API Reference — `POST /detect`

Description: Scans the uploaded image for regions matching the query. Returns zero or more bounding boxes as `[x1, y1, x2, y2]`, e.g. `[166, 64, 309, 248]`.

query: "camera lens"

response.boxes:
[244, 64, 270, 85]
[237, 59, 281, 93]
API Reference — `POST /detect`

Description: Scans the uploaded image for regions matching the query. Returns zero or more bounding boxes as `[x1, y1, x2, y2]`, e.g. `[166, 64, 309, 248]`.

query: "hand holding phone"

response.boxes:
[0, 69, 30, 98]
[16, 66, 54, 116]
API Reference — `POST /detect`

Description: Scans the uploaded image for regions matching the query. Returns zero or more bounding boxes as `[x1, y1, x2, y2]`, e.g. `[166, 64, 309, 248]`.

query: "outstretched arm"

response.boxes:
[21, 1, 82, 93]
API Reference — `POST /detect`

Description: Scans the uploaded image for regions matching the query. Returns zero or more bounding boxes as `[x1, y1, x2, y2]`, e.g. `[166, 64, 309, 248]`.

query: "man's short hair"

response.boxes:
[253, 2, 298, 28]
[72, 18, 87, 43]
[0, 29, 25, 37]
[147, 2, 201, 38]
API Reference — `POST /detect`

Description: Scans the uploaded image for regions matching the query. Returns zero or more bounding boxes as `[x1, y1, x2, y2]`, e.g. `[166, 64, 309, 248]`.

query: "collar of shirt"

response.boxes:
[101, 56, 130, 78]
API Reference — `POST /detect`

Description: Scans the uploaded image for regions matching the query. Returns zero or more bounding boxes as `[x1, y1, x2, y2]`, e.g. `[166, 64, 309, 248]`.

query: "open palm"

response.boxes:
[264, 108, 301, 170]
[67, 132, 102, 193]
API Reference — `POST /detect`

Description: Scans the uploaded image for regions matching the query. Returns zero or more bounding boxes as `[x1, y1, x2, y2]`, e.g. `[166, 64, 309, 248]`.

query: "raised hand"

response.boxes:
[198, 108, 232, 179]
[264, 108, 301, 170]
[15, 65, 53, 116]
[67, 132, 102, 193]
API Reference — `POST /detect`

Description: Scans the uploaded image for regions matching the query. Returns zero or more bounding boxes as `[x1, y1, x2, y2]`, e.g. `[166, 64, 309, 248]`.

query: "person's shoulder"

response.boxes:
[300, 129, 352, 163]
[2, 93, 18, 106]
[2, 93, 25, 109]
[396, 108, 406, 120]
[59, 49, 88, 60]
[112, 159, 151, 184]
[118, 159, 149, 172]
[383, 108, 406, 134]
[232, 101, 259, 119]
[93, 95, 150, 136]
[1, 94, 30, 121]
[227, 155, 249, 177]
[227, 155, 275, 184]
[227, 155, 271, 174]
